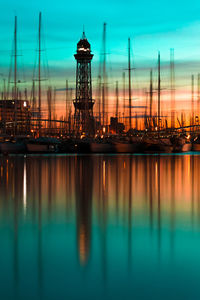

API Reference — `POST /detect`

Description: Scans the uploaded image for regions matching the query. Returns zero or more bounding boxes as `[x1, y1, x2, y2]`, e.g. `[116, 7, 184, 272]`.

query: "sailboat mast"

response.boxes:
[98, 75, 101, 124]
[38, 12, 42, 135]
[123, 72, 125, 125]
[102, 22, 106, 128]
[54, 87, 56, 130]
[144, 88, 148, 129]
[47, 86, 52, 132]
[198, 73, 200, 124]
[66, 79, 68, 127]
[150, 69, 153, 129]
[115, 81, 119, 118]
[32, 80, 36, 111]
[14, 16, 18, 136]
[191, 74, 194, 132]
[128, 38, 132, 130]
[14, 16, 17, 100]
[170, 49, 175, 129]
[3, 79, 6, 100]
[158, 51, 161, 135]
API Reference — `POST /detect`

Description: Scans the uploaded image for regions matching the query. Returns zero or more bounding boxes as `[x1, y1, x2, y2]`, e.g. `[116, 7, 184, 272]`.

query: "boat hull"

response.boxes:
[114, 143, 139, 153]
[144, 139, 173, 153]
[181, 143, 192, 152]
[0, 142, 26, 154]
[193, 143, 200, 152]
[26, 143, 57, 153]
[90, 143, 114, 153]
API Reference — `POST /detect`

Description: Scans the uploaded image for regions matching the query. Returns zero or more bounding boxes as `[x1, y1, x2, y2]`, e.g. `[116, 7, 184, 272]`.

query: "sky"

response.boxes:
[1, 0, 200, 123]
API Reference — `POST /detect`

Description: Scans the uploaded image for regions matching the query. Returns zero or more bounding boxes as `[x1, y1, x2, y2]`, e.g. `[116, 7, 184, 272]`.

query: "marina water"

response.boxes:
[0, 154, 199, 300]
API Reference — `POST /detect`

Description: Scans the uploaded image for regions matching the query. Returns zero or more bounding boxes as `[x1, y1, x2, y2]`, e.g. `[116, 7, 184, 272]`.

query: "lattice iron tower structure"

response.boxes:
[73, 32, 95, 135]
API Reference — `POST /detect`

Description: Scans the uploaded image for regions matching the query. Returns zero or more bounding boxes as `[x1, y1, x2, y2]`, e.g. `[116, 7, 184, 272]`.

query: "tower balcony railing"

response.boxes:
[73, 99, 95, 110]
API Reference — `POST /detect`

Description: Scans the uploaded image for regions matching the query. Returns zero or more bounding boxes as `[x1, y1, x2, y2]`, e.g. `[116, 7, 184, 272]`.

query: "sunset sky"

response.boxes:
[1, 0, 200, 123]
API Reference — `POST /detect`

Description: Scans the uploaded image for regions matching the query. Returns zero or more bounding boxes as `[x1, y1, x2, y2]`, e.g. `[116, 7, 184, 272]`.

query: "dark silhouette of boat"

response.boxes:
[26, 137, 60, 153]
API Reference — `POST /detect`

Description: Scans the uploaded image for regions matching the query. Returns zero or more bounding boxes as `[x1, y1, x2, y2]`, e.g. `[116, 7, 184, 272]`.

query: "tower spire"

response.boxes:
[82, 26, 86, 39]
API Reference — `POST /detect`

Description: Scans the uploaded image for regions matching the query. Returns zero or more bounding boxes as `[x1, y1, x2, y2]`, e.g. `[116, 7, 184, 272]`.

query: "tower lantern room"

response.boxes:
[73, 31, 95, 135]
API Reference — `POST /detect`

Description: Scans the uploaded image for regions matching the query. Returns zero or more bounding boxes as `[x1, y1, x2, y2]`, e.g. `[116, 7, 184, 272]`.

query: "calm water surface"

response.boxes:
[0, 154, 200, 300]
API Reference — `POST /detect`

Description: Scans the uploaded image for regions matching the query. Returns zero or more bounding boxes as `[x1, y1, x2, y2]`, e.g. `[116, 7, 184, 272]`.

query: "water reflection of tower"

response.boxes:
[73, 32, 95, 136]
[75, 157, 93, 265]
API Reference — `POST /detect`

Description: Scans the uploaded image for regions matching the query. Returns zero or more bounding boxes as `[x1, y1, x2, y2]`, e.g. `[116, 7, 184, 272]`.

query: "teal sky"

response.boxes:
[1, 0, 200, 114]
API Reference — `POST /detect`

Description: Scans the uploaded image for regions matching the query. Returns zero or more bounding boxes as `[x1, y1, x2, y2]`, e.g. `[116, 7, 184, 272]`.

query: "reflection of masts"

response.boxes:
[38, 12, 42, 136]
[128, 156, 132, 272]
[38, 160, 43, 297]
[128, 38, 132, 130]
[23, 159, 27, 215]
[149, 158, 153, 232]
[157, 157, 161, 260]
[158, 52, 161, 136]
[101, 159, 107, 284]
[170, 49, 175, 128]
[115, 159, 119, 219]
[48, 159, 52, 217]
[191, 156, 194, 224]
[13, 189, 19, 296]
[170, 157, 175, 259]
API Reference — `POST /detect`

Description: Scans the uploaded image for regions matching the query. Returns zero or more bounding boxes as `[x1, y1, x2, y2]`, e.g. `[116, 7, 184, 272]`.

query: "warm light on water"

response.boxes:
[0, 154, 200, 299]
